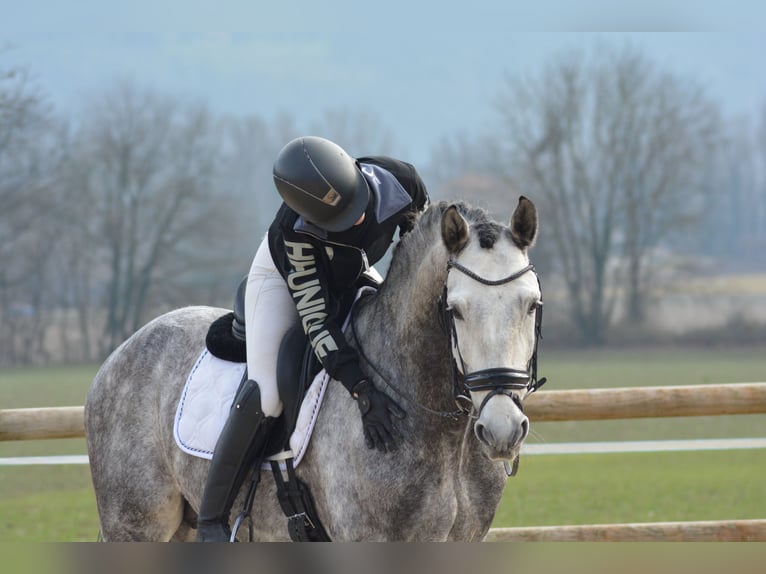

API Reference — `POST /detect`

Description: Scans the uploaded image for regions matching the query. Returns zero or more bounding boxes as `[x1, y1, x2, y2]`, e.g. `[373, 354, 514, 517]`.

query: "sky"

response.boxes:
[3, 3, 766, 165]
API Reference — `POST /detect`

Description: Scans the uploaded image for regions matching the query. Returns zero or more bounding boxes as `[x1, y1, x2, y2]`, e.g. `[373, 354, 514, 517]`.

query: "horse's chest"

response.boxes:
[374, 473, 497, 540]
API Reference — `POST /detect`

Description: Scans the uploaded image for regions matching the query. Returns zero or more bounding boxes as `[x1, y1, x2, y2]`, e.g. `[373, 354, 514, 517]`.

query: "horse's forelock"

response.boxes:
[420, 201, 506, 250]
[389, 202, 514, 287]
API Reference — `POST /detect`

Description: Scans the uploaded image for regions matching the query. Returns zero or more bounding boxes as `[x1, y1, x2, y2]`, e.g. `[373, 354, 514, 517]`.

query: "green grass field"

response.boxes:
[1, 348, 764, 541]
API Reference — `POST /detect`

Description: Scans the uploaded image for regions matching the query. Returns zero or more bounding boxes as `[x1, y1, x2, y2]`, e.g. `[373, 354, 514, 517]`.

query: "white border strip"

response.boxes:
[522, 437, 766, 455]
[0, 455, 90, 466]
[2, 438, 765, 466]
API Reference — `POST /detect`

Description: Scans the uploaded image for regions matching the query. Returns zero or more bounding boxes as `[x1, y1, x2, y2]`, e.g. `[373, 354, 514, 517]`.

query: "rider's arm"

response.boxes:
[277, 233, 366, 394]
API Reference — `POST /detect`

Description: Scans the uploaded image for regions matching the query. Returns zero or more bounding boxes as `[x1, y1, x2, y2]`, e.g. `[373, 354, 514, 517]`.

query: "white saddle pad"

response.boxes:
[174, 286, 375, 468]
[173, 349, 330, 468]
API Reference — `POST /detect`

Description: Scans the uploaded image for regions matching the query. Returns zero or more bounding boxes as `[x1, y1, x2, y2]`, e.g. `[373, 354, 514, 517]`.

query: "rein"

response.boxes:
[350, 300, 465, 420]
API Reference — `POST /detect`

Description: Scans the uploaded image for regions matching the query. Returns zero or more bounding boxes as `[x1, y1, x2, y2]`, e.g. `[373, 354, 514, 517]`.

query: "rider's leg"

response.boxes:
[196, 380, 274, 541]
[244, 237, 298, 418]
[196, 237, 297, 542]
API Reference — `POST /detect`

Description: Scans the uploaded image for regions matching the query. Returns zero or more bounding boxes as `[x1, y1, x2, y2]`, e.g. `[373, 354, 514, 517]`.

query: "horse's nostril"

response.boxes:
[519, 418, 529, 441]
[475, 422, 491, 446]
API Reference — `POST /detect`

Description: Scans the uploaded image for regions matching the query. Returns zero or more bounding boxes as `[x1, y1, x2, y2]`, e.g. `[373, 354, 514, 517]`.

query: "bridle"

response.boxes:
[351, 255, 546, 421]
[350, 253, 547, 478]
[438, 256, 547, 415]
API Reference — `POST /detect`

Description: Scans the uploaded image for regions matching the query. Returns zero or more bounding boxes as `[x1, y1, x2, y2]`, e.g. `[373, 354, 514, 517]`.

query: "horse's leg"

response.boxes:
[94, 476, 185, 541]
[447, 428, 507, 541]
[87, 370, 187, 541]
[92, 449, 187, 541]
[169, 501, 198, 542]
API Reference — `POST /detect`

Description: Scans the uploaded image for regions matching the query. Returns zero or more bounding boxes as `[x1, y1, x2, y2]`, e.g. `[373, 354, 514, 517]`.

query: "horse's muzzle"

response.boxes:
[474, 393, 529, 461]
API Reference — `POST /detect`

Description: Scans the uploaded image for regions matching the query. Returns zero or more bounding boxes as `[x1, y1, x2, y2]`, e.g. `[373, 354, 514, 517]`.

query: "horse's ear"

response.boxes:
[511, 196, 538, 249]
[441, 205, 470, 253]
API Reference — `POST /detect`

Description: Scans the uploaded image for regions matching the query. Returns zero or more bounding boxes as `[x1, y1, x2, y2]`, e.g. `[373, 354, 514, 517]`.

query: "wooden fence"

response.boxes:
[3, 382, 765, 442]
[486, 519, 766, 542]
[2, 382, 766, 541]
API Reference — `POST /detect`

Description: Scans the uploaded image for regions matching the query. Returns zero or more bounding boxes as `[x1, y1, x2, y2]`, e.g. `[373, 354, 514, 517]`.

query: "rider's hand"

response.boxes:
[352, 379, 406, 453]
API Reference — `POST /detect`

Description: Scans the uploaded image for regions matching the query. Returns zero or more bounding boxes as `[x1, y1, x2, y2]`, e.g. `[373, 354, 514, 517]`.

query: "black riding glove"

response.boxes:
[352, 379, 406, 453]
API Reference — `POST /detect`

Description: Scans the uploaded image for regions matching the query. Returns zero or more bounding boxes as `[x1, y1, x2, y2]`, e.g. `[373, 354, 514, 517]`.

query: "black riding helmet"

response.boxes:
[273, 136, 370, 232]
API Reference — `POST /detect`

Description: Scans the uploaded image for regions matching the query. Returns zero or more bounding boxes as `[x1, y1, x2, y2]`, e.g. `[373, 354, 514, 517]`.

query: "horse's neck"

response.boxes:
[355, 248, 458, 421]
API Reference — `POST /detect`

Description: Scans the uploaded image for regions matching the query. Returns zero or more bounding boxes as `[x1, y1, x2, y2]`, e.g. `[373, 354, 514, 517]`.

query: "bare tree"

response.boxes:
[0, 58, 61, 364]
[695, 116, 761, 265]
[715, 101, 766, 264]
[308, 107, 398, 158]
[0, 62, 47, 287]
[612, 51, 721, 322]
[754, 102, 766, 254]
[68, 83, 232, 356]
[426, 132, 496, 200]
[490, 44, 721, 343]
[219, 113, 297, 240]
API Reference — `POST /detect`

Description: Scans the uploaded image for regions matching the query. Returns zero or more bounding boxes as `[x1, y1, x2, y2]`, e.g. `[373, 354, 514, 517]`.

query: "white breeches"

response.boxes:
[244, 236, 383, 418]
[245, 236, 298, 417]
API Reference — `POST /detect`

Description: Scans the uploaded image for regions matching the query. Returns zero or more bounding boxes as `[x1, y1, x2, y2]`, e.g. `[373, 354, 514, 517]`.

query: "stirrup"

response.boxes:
[230, 468, 262, 542]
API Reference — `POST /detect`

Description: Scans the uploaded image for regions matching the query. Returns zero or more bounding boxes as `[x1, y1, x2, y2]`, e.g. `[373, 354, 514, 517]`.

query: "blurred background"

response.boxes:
[1, 6, 765, 544]
[2, 23, 765, 361]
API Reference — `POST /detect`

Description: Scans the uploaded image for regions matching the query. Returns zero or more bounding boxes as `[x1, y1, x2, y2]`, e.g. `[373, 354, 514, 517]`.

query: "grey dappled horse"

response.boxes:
[85, 198, 543, 541]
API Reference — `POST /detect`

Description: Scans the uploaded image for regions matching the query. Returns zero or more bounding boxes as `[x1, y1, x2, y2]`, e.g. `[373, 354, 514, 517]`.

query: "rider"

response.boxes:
[196, 135, 430, 541]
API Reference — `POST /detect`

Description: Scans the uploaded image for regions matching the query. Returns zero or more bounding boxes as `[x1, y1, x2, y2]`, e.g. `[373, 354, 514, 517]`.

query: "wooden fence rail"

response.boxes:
[2, 382, 766, 442]
[2, 382, 765, 542]
[485, 519, 766, 542]
[0, 406, 85, 441]
[524, 382, 766, 421]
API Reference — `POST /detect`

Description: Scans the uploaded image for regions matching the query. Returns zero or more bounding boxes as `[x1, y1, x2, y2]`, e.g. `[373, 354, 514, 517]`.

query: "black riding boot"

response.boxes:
[196, 379, 274, 542]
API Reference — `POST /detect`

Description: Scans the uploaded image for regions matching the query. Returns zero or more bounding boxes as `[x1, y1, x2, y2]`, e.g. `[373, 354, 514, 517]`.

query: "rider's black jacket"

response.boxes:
[268, 156, 430, 393]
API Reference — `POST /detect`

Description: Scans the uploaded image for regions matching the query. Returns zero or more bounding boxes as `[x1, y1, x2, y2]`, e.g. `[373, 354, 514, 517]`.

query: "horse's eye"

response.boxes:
[528, 301, 541, 315]
[450, 306, 464, 321]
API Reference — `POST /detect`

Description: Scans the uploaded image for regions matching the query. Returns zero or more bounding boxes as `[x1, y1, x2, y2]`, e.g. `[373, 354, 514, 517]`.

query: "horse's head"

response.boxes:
[439, 197, 542, 462]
